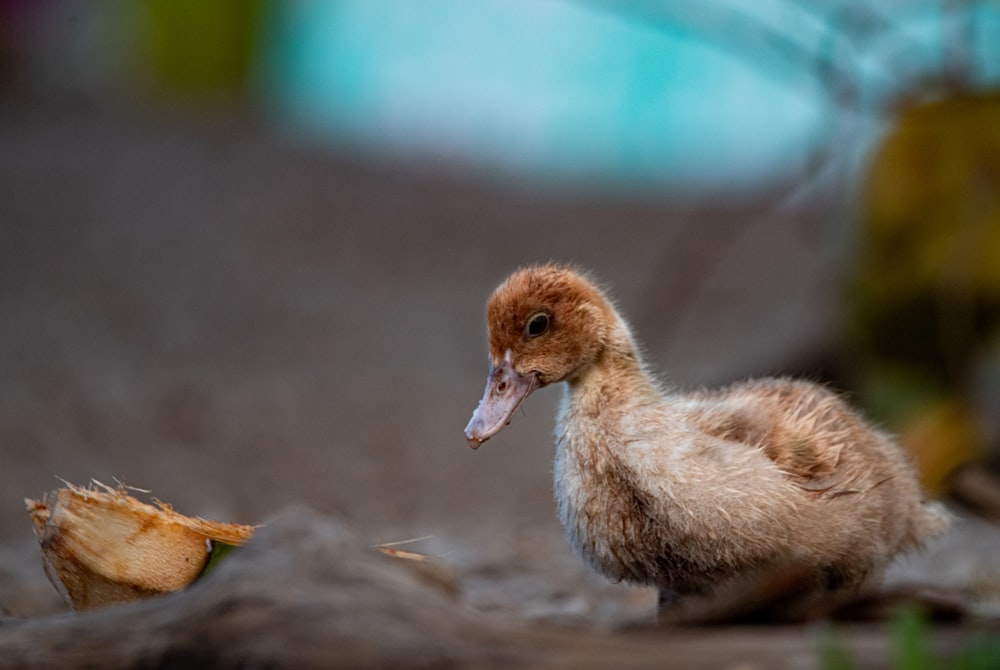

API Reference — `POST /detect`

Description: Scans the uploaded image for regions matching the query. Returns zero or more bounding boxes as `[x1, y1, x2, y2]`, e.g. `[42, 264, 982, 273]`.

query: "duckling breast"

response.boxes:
[552, 392, 807, 592]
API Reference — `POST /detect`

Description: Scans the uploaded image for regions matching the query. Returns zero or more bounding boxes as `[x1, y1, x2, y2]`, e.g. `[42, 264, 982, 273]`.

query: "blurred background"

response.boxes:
[2, 0, 1000, 621]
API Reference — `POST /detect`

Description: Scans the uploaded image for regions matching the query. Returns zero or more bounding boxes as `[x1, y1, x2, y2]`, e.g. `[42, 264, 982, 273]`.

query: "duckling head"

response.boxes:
[465, 265, 613, 448]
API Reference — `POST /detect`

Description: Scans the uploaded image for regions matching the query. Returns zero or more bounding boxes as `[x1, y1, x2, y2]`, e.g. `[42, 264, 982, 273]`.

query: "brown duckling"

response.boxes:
[465, 264, 950, 621]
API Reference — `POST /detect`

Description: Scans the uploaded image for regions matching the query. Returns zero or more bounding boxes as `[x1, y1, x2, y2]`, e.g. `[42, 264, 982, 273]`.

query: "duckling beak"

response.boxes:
[465, 349, 539, 449]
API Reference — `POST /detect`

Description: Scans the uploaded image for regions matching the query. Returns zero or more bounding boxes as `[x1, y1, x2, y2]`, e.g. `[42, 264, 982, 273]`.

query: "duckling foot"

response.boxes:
[655, 588, 679, 624]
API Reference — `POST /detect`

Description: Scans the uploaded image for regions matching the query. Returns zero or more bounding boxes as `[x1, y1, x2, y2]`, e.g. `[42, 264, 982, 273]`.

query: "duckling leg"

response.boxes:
[656, 588, 676, 617]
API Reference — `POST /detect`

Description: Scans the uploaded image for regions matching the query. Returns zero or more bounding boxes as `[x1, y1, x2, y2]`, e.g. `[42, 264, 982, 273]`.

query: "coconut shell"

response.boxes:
[25, 481, 256, 611]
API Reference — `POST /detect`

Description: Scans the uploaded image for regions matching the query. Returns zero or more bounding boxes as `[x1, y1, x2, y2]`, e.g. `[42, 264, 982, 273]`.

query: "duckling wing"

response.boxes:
[686, 379, 859, 492]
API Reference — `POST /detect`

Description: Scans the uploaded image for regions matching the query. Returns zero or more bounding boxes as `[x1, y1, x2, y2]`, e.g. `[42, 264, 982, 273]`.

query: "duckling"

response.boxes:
[465, 264, 950, 621]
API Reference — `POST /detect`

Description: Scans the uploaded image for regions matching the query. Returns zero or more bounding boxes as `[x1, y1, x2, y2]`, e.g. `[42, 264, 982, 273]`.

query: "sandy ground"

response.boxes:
[1, 92, 998, 643]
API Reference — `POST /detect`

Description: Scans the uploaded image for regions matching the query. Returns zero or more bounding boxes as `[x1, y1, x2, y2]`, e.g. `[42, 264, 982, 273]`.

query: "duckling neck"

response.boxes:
[554, 326, 675, 585]
[557, 323, 667, 460]
[565, 325, 661, 404]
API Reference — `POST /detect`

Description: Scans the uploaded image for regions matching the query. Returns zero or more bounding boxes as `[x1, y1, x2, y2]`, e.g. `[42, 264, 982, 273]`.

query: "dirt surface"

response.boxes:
[1, 92, 998, 665]
[0, 506, 991, 670]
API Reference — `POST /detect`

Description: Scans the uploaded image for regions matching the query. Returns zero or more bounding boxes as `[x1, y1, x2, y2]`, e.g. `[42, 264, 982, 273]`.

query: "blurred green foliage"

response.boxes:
[820, 607, 1000, 670]
[846, 91, 1000, 489]
[136, 0, 265, 99]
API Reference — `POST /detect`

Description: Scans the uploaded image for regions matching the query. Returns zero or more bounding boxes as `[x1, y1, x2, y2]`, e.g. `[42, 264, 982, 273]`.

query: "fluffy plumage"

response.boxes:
[465, 264, 949, 619]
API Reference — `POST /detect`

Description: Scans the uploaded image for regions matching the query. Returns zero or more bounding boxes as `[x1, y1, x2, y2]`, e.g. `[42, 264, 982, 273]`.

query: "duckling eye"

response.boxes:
[525, 312, 550, 338]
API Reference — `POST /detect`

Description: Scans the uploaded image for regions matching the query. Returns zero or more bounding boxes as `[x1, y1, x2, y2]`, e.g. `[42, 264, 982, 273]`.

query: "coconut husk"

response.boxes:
[25, 481, 256, 611]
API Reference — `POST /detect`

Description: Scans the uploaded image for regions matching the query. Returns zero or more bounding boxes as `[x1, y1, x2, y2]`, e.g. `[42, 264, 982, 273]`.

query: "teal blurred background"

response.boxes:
[8, 0, 999, 191]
